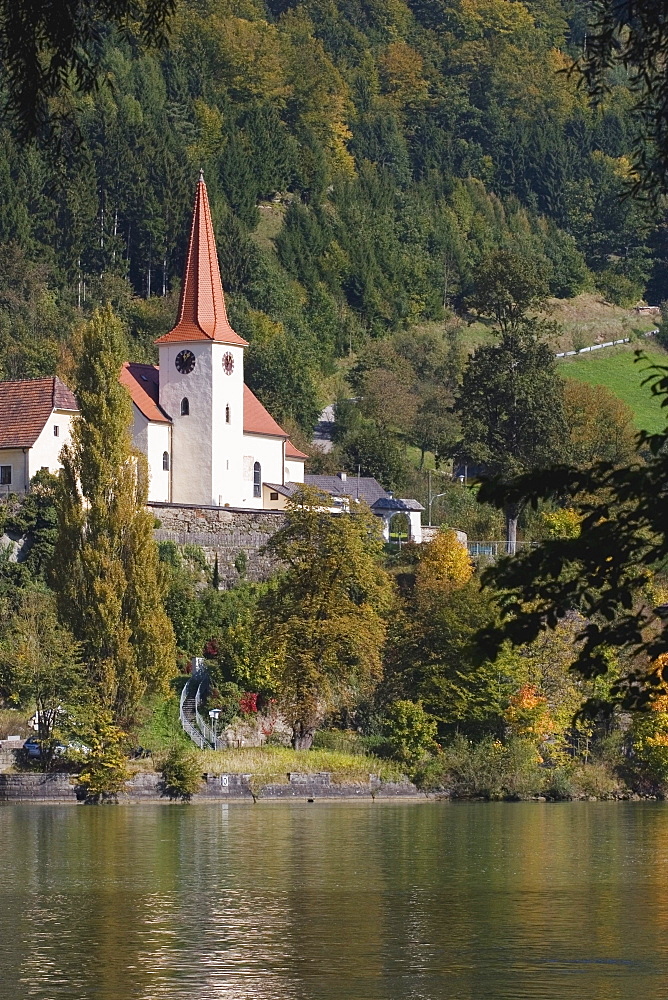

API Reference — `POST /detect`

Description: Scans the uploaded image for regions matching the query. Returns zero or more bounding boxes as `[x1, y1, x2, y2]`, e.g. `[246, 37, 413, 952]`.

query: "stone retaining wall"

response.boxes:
[0, 771, 420, 802]
[150, 502, 286, 586]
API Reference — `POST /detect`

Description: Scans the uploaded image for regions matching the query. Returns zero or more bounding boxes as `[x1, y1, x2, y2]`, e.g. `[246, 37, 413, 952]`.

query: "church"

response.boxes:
[0, 174, 306, 508]
[0, 175, 425, 540]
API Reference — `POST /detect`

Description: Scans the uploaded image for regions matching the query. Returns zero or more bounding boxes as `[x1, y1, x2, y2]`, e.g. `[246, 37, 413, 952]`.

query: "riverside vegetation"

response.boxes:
[3, 1, 668, 799]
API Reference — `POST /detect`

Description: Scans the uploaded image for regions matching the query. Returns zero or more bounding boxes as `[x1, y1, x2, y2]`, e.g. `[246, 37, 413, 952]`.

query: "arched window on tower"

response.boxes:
[225, 404, 230, 424]
[180, 397, 189, 416]
[253, 461, 261, 498]
[162, 451, 170, 471]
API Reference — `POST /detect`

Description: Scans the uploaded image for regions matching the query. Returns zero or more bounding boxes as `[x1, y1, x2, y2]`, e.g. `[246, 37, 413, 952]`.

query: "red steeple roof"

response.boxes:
[155, 173, 248, 347]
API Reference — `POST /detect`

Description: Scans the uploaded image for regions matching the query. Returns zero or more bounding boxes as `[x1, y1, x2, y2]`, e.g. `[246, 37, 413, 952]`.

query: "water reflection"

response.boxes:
[0, 802, 667, 999]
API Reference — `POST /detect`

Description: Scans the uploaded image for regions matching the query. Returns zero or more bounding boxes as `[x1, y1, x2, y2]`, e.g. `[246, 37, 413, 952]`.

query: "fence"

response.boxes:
[466, 540, 538, 559]
[555, 328, 659, 359]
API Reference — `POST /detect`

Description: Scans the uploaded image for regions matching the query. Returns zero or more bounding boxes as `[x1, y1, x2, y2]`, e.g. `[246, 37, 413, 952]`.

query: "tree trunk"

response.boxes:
[506, 502, 519, 555]
[292, 721, 315, 750]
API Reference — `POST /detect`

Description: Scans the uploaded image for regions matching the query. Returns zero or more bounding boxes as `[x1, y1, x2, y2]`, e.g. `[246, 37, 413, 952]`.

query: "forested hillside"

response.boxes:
[0, 0, 662, 436]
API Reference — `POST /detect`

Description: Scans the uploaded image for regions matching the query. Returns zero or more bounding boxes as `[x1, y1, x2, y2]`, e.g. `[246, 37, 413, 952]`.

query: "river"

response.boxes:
[0, 801, 666, 1000]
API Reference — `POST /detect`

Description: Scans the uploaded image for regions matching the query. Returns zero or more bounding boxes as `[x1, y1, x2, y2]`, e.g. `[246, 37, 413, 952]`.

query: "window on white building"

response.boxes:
[181, 397, 189, 416]
[53, 425, 59, 437]
[225, 404, 230, 424]
[253, 462, 261, 498]
[0, 466, 11, 485]
[163, 451, 170, 471]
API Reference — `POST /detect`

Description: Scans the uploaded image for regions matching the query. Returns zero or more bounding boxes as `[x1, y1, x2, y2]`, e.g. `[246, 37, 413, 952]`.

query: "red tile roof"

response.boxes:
[285, 440, 308, 459]
[120, 363, 170, 423]
[118, 369, 294, 444]
[155, 174, 248, 348]
[243, 384, 288, 438]
[0, 376, 77, 448]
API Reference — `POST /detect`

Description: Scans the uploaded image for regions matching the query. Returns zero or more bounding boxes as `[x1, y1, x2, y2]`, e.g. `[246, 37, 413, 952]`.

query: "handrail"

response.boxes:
[179, 678, 207, 750]
[195, 679, 218, 748]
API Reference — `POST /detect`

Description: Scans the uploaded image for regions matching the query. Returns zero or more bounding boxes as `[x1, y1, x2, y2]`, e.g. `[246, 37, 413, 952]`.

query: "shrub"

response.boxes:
[595, 270, 642, 307]
[436, 735, 548, 799]
[77, 714, 130, 803]
[313, 729, 367, 754]
[570, 762, 623, 799]
[384, 700, 438, 765]
[543, 766, 576, 800]
[160, 746, 203, 800]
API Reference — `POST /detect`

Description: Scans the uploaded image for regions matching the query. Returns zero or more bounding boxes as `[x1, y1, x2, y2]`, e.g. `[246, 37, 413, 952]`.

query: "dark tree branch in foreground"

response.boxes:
[580, 0, 668, 198]
[476, 355, 668, 711]
[0, 0, 174, 136]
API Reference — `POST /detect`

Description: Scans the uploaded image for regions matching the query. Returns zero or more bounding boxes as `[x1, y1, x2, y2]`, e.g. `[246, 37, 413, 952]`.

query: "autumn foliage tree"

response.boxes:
[55, 306, 176, 723]
[262, 486, 392, 748]
[414, 530, 473, 611]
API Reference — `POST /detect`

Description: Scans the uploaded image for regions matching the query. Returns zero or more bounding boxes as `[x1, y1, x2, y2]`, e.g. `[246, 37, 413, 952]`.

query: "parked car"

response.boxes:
[23, 737, 90, 759]
[23, 737, 51, 759]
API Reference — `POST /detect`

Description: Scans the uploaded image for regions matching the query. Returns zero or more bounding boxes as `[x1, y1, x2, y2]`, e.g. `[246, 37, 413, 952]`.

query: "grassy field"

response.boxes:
[559, 344, 668, 433]
[131, 746, 405, 784]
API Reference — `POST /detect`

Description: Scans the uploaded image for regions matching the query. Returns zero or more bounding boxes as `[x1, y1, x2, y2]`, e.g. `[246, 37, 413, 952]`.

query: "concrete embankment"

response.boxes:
[0, 771, 420, 803]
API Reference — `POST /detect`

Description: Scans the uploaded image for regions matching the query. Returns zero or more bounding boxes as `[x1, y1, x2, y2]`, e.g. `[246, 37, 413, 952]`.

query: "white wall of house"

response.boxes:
[0, 448, 29, 493]
[158, 340, 245, 506]
[28, 410, 75, 479]
[240, 433, 285, 508]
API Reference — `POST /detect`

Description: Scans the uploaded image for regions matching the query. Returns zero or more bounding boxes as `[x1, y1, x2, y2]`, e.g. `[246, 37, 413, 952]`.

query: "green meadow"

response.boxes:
[560, 345, 668, 434]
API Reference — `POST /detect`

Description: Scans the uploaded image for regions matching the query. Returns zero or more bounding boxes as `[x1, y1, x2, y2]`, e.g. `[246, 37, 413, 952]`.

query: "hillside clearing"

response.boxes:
[559, 345, 668, 433]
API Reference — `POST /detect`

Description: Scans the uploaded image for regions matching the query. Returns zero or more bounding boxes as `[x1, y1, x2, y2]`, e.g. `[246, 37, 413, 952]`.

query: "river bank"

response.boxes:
[0, 770, 421, 803]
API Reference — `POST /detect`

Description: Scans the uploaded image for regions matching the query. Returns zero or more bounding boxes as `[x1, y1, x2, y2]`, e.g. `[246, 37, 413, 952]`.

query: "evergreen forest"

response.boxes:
[0, 0, 663, 434]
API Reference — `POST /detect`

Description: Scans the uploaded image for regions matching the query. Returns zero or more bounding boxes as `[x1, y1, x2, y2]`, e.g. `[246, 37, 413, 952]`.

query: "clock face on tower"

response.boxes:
[222, 352, 234, 375]
[175, 349, 196, 374]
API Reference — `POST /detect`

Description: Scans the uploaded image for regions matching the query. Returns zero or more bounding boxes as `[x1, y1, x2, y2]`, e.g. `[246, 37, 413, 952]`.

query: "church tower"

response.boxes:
[155, 174, 247, 506]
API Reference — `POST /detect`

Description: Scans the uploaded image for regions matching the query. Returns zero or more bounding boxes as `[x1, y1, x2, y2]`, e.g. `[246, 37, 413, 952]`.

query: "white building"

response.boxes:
[120, 173, 306, 506]
[0, 377, 78, 495]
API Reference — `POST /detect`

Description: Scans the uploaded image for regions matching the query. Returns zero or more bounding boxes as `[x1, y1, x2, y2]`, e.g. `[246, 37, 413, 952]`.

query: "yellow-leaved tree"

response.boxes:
[414, 530, 473, 611]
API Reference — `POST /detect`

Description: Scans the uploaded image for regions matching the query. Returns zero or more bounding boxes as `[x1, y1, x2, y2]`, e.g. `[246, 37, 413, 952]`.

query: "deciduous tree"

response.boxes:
[0, 589, 83, 770]
[456, 325, 567, 546]
[262, 486, 392, 748]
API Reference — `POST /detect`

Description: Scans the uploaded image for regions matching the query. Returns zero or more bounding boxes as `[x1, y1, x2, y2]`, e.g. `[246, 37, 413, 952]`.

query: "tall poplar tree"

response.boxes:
[55, 305, 176, 722]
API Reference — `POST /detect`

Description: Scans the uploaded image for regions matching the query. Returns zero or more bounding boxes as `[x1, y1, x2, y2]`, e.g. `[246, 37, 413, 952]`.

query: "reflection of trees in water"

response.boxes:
[5, 804, 668, 998]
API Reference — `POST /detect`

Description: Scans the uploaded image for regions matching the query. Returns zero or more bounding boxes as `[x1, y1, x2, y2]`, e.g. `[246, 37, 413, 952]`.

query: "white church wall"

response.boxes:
[146, 422, 171, 503]
[130, 406, 149, 456]
[240, 433, 285, 508]
[285, 459, 305, 484]
[129, 406, 170, 502]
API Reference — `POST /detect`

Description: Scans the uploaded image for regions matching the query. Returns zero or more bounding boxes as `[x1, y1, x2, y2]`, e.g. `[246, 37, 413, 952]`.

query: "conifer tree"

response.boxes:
[55, 305, 176, 723]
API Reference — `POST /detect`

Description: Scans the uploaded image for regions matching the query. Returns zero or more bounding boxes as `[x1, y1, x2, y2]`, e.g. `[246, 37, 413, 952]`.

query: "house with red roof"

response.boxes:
[0, 377, 78, 495]
[0, 174, 306, 507]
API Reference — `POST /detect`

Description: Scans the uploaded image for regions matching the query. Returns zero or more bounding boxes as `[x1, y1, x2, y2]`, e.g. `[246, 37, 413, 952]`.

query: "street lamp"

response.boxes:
[427, 468, 450, 526]
[209, 708, 222, 750]
[428, 492, 448, 527]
